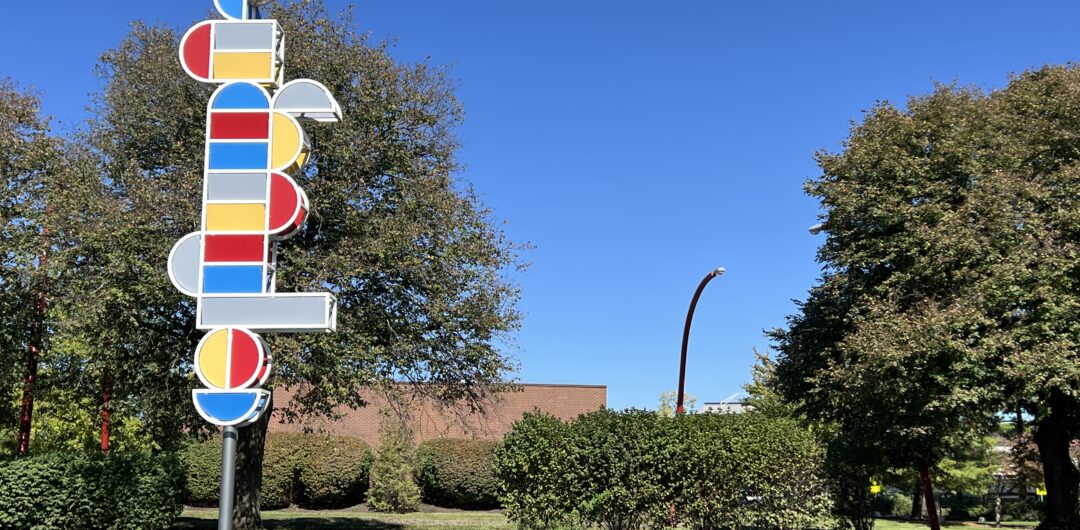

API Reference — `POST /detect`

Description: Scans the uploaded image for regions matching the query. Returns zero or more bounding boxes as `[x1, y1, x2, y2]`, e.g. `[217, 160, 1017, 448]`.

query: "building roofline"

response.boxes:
[515, 383, 607, 389]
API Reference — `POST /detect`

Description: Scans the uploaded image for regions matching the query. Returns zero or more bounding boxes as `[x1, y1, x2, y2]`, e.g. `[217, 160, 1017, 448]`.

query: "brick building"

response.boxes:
[267, 384, 606, 446]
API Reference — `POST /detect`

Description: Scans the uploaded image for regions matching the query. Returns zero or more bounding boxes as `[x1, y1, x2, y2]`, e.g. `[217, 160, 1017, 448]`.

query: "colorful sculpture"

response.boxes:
[169, 0, 340, 427]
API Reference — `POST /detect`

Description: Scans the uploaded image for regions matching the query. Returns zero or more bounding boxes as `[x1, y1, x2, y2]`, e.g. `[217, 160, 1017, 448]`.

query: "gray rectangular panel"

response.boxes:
[206, 173, 267, 201]
[214, 22, 275, 50]
[199, 294, 336, 332]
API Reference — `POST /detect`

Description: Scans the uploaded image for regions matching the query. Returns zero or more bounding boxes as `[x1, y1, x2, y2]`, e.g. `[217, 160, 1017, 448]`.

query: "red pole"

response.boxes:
[17, 241, 48, 455]
[676, 267, 725, 414]
[101, 367, 111, 453]
[16, 342, 39, 455]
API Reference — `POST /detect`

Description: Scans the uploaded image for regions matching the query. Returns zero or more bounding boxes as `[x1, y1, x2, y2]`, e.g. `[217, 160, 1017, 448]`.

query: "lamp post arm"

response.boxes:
[676, 267, 724, 414]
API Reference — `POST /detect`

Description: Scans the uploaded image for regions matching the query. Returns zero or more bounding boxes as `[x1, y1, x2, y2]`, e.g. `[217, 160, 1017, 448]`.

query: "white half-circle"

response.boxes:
[168, 232, 203, 297]
[273, 79, 342, 122]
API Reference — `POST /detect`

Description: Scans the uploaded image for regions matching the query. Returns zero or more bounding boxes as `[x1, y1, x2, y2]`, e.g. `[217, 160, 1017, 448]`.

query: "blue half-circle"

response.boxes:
[193, 391, 261, 423]
[211, 83, 270, 110]
[215, 0, 248, 20]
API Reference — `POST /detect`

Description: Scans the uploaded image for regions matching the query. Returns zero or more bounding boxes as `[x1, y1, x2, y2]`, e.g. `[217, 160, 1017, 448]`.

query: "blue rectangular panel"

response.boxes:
[202, 265, 265, 293]
[208, 142, 269, 170]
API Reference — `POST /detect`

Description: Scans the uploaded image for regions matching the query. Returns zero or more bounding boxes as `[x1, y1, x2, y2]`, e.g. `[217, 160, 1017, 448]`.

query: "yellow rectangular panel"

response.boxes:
[213, 52, 273, 80]
[206, 204, 266, 231]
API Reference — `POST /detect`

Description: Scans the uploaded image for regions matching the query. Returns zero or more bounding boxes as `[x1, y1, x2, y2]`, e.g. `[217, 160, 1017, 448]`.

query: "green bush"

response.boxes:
[494, 412, 578, 528]
[261, 433, 308, 509]
[891, 492, 914, 518]
[0, 452, 183, 530]
[1002, 497, 1045, 521]
[569, 410, 676, 530]
[298, 435, 372, 508]
[943, 494, 991, 521]
[181, 432, 368, 510]
[415, 438, 500, 509]
[178, 437, 221, 507]
[495, 411, 833, 530]
[871, 491, 913, 517]
[673, 413, 833, 529]
[367, 422, 421, 513]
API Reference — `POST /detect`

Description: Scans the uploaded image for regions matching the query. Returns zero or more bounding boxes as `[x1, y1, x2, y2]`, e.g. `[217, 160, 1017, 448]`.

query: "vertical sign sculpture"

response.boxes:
[168, 1, 339, 525]
[170, 0, 340, 426]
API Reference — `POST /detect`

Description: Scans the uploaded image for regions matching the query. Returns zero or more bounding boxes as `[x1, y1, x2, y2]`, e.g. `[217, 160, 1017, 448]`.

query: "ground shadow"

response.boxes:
[172, 517, 407, 530]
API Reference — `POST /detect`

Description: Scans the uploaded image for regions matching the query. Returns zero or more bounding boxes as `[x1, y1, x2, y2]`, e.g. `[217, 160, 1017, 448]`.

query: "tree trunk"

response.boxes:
[911, 475, 924, 520]
[1034, 393, 1080, 530]
[232, 396, 271, 530]
[919, 465, 941, 530]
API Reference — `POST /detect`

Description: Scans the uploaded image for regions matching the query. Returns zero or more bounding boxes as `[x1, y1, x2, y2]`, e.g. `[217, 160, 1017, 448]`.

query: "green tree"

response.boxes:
[367, 415, 422, 513]
[49, 1, 524, 527]
[773, 67, 1080, 530]
[657, 390, 696, 417]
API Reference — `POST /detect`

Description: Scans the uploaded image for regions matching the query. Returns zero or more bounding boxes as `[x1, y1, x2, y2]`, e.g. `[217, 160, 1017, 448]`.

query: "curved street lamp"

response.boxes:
[676, 266, 725, 414]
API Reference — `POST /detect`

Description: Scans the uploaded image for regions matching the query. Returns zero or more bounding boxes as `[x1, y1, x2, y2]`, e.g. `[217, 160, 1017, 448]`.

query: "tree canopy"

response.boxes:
[3, 1, 526, 526]
[772, 66, 1080, 530]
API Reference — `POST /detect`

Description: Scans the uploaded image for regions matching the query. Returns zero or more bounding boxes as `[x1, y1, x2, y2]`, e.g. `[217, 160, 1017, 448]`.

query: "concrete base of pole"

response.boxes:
[219, 426, 238, 530]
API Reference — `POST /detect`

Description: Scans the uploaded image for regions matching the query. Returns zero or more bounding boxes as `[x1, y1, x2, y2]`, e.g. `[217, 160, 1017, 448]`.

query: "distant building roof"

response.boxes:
[701, 400, 751, 414]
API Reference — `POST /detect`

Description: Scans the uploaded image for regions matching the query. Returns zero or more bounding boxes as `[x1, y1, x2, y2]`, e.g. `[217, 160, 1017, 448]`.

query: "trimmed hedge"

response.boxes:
[181, 432, 371, 510]
[261, 433, 308, 509]
[0, 452, 184, 530]
[495, 410, 833, 530]
[179, 436, 221, 507]
[415, 439, 500, 509]
[299, 435, 373, 508]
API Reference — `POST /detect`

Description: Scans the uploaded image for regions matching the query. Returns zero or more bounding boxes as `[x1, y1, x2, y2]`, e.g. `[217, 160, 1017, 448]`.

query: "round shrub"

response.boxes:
[674, 413, 833, 530]
[567, 409, 677, 530]
[261, 433, 307, 510]
[415, 438, 500, 509]
[178, 437, 221, 506]
[494, 412, 578, 528]
[0, 452, 184, 530]
[299, 435, 372, 508]
[871, 491, 912, 517]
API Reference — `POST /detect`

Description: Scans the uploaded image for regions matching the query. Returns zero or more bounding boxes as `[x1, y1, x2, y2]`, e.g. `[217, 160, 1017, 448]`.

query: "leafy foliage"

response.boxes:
[178, 436, 223, 507]
[492, 412, 576, 528]
[261, 433, 308, 510]
[494, 410, 833, 530]
[0, 452, 183, 530]
[298, 435, 372, 508]
[770, 66, 1080, 527]
[414, 438, 500, 509]
[367, 419, 422, 513]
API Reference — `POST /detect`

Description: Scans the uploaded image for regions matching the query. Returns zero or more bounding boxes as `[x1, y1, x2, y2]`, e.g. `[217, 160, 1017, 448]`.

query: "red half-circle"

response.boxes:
[229, 329, 263, 389]
[269, 172, 308, 237]
[181, 23, 212, 80]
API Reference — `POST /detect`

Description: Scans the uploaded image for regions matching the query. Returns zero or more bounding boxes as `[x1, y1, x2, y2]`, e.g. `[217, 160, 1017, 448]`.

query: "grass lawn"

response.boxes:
[173, 507, 512, 530]
[874, 520, 1039, 530]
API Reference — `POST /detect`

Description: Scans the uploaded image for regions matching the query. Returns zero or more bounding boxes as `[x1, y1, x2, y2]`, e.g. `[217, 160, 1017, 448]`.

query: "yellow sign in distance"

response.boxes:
[1036, 485, 1047, 496]
[870, 479, 882, 495]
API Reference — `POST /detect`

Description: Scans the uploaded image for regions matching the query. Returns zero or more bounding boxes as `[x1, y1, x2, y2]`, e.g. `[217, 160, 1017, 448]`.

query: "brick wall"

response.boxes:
[267, 384, 607, 446]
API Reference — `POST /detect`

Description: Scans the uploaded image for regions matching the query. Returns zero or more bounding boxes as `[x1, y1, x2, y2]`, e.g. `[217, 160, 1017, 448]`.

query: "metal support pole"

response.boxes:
[218, 426, 238, 530]
[676, 267, 725, 414]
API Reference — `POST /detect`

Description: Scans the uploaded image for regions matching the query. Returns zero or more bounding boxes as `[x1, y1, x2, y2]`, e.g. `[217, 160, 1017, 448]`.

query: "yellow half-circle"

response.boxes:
[197, 329, 229, 389]
[271, 113, 303, 171]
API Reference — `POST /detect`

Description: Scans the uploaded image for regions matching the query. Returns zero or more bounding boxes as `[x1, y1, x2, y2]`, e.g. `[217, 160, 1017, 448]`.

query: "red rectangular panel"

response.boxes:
[204, 234, 267, 262]
[210, 112, 270, 140]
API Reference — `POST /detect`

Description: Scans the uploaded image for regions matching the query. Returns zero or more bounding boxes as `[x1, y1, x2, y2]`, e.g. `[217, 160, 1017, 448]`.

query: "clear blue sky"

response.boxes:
[4, 1, 1079, 411]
